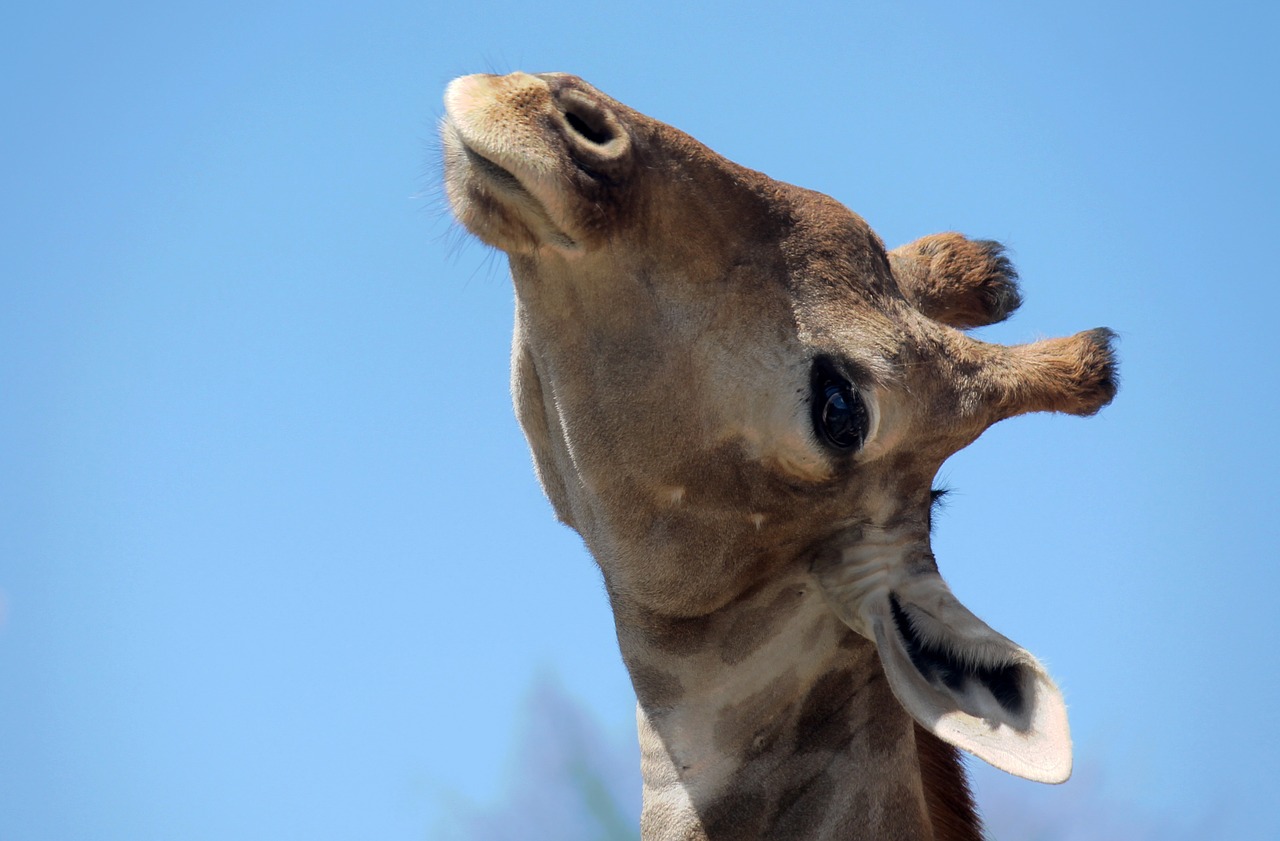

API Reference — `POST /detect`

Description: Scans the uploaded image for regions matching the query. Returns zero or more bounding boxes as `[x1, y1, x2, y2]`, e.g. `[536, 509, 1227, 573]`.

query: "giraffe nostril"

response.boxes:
[564, 107, 614, 145]
[556, 89, 625, 155]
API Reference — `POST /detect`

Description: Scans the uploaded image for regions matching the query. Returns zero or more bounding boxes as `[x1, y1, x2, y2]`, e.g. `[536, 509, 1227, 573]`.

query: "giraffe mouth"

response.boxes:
[456, 137, 532, 201]
[443, 125, 579, 251]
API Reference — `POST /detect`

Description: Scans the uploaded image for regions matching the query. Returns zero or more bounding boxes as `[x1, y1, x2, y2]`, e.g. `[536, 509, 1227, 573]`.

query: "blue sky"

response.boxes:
[2, 1, 1277, 838]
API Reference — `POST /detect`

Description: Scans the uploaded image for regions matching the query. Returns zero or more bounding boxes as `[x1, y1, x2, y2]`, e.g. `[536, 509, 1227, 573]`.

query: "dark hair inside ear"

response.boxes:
[888, 593, 1027, 719]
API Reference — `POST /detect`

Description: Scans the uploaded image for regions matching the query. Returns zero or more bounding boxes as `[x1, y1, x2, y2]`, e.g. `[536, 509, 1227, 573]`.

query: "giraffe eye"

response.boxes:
[811, 361, 868, 451]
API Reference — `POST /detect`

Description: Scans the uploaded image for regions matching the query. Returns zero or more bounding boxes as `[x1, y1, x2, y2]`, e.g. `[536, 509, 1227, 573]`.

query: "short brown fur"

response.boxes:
[442, 71, 1117, 840]
[915, 724, 984, 841]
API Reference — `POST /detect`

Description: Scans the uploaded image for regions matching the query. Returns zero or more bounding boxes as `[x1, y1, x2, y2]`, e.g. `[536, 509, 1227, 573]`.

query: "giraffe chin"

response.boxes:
[863, 579, 1074, 784]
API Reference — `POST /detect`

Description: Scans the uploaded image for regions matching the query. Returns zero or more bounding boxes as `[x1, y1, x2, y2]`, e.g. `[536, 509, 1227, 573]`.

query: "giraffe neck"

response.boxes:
[613, 573, 980, 840]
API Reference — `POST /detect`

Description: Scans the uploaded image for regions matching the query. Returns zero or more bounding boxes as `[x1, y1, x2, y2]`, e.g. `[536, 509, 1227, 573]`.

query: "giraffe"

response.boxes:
[441, 72, 1117, 840]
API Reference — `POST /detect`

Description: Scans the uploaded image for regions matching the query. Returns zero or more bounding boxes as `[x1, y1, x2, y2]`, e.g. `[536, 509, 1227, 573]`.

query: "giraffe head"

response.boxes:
[443, 72, 1116, 786]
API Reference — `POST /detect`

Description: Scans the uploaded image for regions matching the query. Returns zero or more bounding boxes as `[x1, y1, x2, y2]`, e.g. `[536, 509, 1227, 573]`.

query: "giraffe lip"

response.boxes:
[443, 120, 578, 250]
[451, 127, 531, 198]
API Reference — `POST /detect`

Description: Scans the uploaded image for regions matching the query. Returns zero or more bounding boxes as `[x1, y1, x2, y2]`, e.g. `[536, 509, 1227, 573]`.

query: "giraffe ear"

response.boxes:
[866, 578, 1073, 784]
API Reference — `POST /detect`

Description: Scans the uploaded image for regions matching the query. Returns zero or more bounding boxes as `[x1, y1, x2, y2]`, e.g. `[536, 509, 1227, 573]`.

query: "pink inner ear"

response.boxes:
[867, 588, 1073, 784]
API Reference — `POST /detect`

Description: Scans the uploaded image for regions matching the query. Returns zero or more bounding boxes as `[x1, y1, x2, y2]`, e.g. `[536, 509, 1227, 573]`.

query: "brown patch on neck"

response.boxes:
[915, 723, 984, 841]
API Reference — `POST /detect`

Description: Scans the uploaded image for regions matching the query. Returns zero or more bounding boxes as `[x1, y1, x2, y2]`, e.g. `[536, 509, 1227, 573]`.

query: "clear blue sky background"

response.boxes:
[3, 1, 1277, 839]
